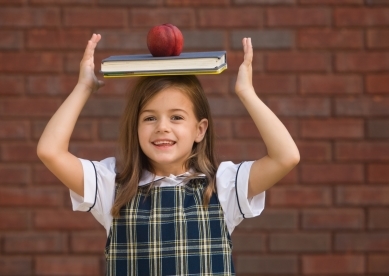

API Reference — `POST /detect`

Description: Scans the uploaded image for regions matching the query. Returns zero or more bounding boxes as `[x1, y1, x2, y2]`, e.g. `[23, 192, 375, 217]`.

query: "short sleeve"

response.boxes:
[216, 161, 265, 235]
[69, 157, 116, 235]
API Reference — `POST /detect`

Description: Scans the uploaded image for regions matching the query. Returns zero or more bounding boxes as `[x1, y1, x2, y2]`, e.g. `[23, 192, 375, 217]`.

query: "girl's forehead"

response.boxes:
[143, 87, 193, 110]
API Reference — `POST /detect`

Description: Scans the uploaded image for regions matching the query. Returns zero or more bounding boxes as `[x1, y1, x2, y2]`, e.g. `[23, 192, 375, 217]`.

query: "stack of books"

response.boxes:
[100, 51, 227, 77]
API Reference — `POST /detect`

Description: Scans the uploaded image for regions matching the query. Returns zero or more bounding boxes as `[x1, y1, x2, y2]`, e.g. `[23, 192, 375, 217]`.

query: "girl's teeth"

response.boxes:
[154, 141, 174, 145]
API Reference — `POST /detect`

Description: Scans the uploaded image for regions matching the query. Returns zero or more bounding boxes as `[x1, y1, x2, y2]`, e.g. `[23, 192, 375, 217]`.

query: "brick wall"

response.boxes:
[0, 0, 388, 275]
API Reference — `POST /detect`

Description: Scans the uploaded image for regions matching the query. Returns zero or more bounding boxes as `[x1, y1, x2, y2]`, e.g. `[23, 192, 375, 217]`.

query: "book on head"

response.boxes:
[100, 51, 227, 77]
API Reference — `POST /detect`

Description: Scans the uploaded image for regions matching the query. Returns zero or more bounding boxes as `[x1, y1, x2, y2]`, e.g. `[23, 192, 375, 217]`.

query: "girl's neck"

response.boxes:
[151, 164, 188, 177]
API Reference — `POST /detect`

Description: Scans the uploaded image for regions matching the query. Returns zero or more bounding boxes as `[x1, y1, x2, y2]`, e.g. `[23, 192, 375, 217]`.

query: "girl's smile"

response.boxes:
[138, 87, 208, 176]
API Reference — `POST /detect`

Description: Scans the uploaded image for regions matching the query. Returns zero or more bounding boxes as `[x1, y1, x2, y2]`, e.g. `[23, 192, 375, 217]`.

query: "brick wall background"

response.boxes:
[1, 0, 389, 275]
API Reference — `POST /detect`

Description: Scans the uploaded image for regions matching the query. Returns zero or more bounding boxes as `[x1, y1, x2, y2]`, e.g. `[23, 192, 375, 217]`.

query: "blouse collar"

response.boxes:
[138, 169, 206, 186]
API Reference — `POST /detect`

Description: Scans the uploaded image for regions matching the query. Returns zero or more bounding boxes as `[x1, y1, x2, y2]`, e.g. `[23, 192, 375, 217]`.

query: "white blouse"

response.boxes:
[70, 157, 265, 236]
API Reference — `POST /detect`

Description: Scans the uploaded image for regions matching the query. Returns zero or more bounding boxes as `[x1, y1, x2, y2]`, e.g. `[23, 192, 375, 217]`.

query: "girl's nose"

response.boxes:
[155, 118, 170, 133]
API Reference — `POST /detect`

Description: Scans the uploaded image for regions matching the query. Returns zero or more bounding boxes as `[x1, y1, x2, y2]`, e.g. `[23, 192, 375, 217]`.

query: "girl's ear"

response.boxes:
[195, 118, 208, 143]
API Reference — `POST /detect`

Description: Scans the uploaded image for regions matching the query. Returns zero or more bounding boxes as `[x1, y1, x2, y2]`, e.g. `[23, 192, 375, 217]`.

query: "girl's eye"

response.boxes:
[171, 115, 183, 121]
[144, 117, 155, 121]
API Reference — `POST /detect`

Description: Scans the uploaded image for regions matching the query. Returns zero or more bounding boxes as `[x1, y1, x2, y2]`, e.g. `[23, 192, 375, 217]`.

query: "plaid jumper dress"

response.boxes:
[105, 178, 235, 276]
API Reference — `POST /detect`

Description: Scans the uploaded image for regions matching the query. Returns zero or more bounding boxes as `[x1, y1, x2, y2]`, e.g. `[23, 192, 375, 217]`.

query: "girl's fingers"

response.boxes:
[242, 37, 253, 66]
[82, 34, 101, 61]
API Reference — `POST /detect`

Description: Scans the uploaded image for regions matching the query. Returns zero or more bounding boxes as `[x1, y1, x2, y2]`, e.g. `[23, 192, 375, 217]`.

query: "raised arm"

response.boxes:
[37, 34, 104, 197]
[235, 37, 300, 198]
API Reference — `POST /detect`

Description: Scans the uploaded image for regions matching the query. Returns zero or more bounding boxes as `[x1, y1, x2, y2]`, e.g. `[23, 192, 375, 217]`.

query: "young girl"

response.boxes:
[37, 34, 299, 275]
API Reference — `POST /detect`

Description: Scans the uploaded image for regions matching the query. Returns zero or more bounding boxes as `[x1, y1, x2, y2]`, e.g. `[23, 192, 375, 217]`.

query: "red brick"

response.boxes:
[234, 118, 299, 139]
[267, 52, 331, 72]
[369, 208, 389, 229]
[367, 74, 389, 94]
[300, 0, 363, 3]
[1, 143, 39, 162]
[303, 208, 365, 229]
[4, 232, 67, 253]
[0, 187, 62, 207]
[236, 255, 298, 274]
[278, 167, 299, 185]
[0, 99, 60, 117]
[64, 9, 126, 27]
[31, 0, 92, 3]
[368, 254, 389, 273]
[226, 51, 264, 72]
[232, 119, 260, 139]
[336, 233, 389, 251]
[33, 210, 101, 230]
[198, 74, 229, 95]
[0, 210, 28, 230]
[80, 98, 125, 117]
[27, 74, 78, 96]
[299, 29, 363, 49]
[99, 0, 158, 4]
[301, 164, 364, 184]
[232, 30, 293, 50]
[336, 52, 389, 72]
[269, 186, 332, 206]
[367, 29, 389, 48]
[0, 0, 26, 3]
[0, 120, 29, 139]
[91, 30, 146, 51]
[166, 0, 229, 6]
[0, 165, 29, 185]
[0, 7, 60, 27]
[99, 120, 120, 141]
[367, 0, 389, 4]
[301, 119, 364, 139]
[182, 30, 226, 50]
[237, 209, 298, 230]
[0, 53, 62, 73]
[234, 0, 294, 4]
[0, 30, 23, 49]
[230, 233, 266, 252]
[97, 76, 131, 96]
[296, 141, 332, 161]
[251, 74, 297, 94]
[209, 98, 248, 117]
[336, 97, 389, 116]
[270, 233, 331, 252]
[215, 141, 266, 162]
[267, 7, 330, 27]
[300, 74, 363, 95]
[131, 8, 195, 27]
[337, 186, 389, 205]
[33, 120, 95, 141]
[70, 231, 106, 253]
[336, 142, 389, 161]
[199, 8, 262, 27]
[336, 8, 389, 26]
[0, 75, 25, 96]
[368, 164, 389, 183]
[32, 164, 63, 186]
[0, 257, 32, 276]
[368, 119, 389, 138]
[302, 254, 365, 274]
[35, 256, 101, 276]
[27, 29, 90, 50]
[266, 97, 331, 117]
[213, 119, 232, 139]
[69, 143, 117, 161]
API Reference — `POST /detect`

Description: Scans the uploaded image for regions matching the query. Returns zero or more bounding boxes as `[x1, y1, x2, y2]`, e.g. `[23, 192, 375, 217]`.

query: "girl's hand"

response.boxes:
[235, 37, 254, 95]
[78, 33, 105, 93]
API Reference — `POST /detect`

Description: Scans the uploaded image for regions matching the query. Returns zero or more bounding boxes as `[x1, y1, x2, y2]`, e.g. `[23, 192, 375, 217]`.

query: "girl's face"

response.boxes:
[138, 87, 208, 176]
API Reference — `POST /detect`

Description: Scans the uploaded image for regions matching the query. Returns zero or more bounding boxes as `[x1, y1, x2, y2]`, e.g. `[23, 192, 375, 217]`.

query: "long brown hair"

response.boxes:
[112, 75, 217, 218]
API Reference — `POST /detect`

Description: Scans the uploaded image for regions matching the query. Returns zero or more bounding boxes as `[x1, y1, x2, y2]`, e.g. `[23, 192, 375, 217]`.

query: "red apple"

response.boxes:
[147, 24, 184, 57]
